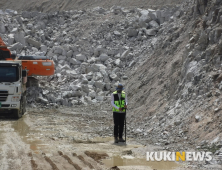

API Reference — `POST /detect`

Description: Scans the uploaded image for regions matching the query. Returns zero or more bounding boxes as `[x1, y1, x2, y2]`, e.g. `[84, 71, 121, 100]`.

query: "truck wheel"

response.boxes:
[14, 101, 24, 119]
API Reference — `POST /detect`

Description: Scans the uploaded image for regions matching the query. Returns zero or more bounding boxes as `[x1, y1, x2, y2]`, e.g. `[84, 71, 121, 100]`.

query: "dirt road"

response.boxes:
[0, 106, 184, 170]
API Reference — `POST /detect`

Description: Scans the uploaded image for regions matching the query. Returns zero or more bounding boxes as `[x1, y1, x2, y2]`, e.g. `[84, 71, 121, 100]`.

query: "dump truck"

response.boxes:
[0, 36, 54, 118]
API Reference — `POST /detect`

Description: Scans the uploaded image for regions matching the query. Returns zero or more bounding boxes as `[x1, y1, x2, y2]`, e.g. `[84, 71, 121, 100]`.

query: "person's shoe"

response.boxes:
[114, 137, 118, 143]
[119, 138, 125, 142]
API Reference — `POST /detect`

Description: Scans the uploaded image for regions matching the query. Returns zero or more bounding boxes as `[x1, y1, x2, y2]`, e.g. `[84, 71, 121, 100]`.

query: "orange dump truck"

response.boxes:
[0, 36, 54, 118]
[0, 37, 54, 77]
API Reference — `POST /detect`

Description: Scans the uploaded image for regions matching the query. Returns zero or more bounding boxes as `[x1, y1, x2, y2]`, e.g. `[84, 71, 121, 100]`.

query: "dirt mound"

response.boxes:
[0, 0, 183, 12]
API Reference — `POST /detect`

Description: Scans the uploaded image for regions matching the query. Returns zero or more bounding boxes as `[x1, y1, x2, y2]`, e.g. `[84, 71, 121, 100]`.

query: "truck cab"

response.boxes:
[0, 61, 26, 118]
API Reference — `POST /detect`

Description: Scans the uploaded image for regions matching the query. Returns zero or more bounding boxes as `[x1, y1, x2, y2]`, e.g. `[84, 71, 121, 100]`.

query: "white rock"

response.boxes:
[40, 45, 47, 53]
[139, 14, 151, 27]
[81, 84, 89, 93]
[145, 29, 157, 36]
[11, 28, 18, 33]
[8, 34, 15, 45]
[129, 61, 136, 67]
[66, 70, 77, 77]
[115, 59, 121, 66]
[89, 91, 96, 98]
[26, 37, 41, 48]
[95, 96, 104, 101]
[94, 81, 105, 89]
[149, 20, 160, 28]
[58, 55, 66, 60]
[15, 31, 26, 46]
[92, 64, 107, 72]
[121, 49, 130, 60]
[37, 97, 48, 104]
[93, 72, 103, 81]
[8, 42, 24, 51]
[52, 55, 58, 62]
[114, 31, 121, 36]
[61, 64, 71, 70]
[0, 21, 6, 33]
[109, 73, 119, 81]
[70, 58, 80, 65]
[94, 45, 104, 57]
[54, 46, 63, 54]
[67, 50, 73, 58]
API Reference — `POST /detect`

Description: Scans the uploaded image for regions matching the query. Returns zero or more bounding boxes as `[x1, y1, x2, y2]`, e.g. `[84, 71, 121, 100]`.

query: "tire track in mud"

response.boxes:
[28, 152, 38, 170]
[44, 155, 59, 170]
[73, 153, 94, 169]
[84, 151, 109, 164]
[58, 151, 82, 170]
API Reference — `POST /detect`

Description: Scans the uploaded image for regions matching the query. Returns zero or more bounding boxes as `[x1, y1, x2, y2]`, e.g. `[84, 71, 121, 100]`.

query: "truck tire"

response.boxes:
[14, 99, 24, 119]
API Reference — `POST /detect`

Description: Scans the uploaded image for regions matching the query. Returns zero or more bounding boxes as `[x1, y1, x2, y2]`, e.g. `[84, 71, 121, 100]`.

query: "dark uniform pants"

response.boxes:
[113, 112, 126, 138]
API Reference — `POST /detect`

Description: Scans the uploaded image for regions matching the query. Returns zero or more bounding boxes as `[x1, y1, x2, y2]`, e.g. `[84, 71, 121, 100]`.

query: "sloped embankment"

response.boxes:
[126, 0, 222, 163]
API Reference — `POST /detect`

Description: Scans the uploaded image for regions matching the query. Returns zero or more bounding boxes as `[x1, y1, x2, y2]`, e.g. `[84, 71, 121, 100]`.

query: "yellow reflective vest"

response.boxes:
[112, 91, 126, 112]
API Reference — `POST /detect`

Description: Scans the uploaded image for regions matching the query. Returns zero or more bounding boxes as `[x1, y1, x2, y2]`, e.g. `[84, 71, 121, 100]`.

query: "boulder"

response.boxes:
[40, 45, 47, 53]
[54, 46, 63, 54]
[58, 56, 66, 60]
[115, 59, 121, 66]
[114, 31, 121, 36]
[22, 11, 31, 18]
[93, 7, 106, 14]
[95, 95, 104, 101]
[94, 81, 105, 89]
[66, 70, 77, 77]
[139, 14, 151, 28]
[99, 53, 109, 62]
[8, 42, 24, 51]
[15, 31, 26, 46]
[72, 91, 83, 97]
[145, 29, 157, 36]
[37, 96, 48, 104]
[0, 22, 6, 33]
[61, 64, 71, 70]
[26, 37, 41, 48]
[81, 84, 89, 93]
[121, 49, 130, 60]
[70, 58, 81, 65]
[8, 34, 15, 45]
[149, 20, 160, 28]
[109, 73, 119, 81]
[128, 28, 138, 37]
[76, 54, 86, 61]
[89, 91, 96, 98]
[67, 50, 73, 58]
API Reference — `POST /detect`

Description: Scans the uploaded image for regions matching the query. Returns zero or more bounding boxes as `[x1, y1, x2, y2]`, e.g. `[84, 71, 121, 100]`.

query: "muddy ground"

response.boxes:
[0, 105, 210, 170]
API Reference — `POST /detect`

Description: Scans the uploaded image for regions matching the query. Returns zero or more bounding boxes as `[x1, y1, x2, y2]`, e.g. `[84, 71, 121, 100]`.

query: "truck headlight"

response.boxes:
[12, 96, 20, 102]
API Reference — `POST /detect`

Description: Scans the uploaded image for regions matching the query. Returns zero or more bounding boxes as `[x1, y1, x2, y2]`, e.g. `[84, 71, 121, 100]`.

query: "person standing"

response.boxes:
[111, 84, 127, 143]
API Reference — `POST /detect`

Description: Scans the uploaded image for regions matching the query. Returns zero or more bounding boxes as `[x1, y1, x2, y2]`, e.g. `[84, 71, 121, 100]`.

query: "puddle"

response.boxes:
[12, 116, 47, 154]
[103, 156, 180, 170]
[91, 136, 114, 143]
